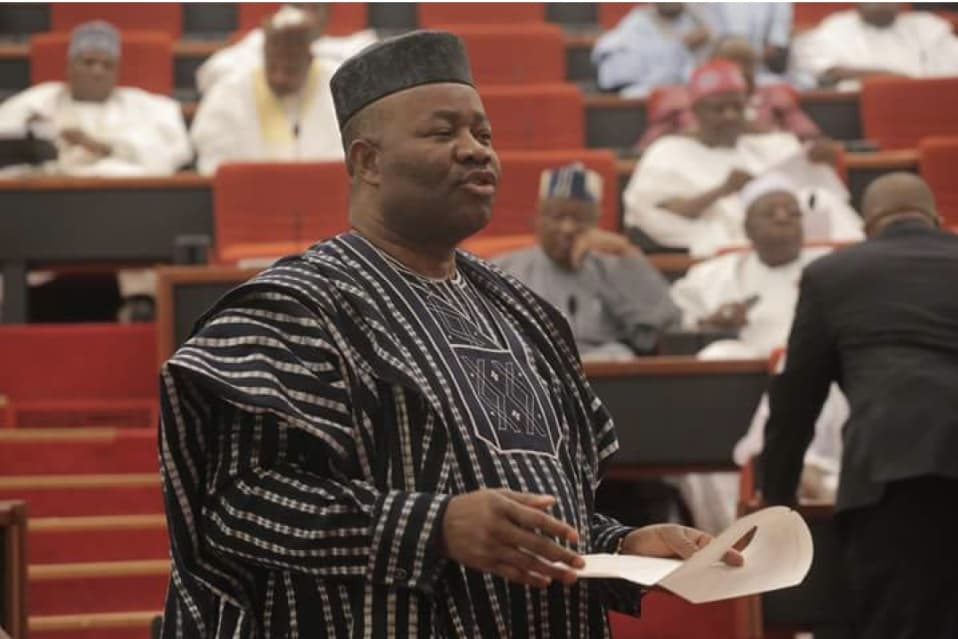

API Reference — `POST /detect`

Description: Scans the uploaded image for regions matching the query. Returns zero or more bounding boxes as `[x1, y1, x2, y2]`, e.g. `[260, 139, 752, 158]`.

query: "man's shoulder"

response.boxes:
[114, 86, 180, 110]
[818, 10, 859, 32]
[489, 245, 540, 270]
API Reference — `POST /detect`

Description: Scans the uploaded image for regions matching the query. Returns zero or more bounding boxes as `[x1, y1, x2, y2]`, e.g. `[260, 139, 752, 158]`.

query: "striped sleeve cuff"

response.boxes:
[367, 491, 451, 593]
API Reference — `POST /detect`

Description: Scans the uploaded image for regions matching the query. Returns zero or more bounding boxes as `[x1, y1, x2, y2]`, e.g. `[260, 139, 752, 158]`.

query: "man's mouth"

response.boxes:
[459, 170, 498, 197]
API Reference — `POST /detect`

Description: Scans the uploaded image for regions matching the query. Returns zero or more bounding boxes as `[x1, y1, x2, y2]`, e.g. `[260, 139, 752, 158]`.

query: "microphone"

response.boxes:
[567, 295, 578, 318]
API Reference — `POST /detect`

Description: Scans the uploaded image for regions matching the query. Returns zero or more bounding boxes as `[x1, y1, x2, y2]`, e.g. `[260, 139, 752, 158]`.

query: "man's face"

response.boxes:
[536, 198, 599, 269]
[744, 191, 804, 266]
[264, 33, 313, 97]
[372, 83, 501, 247]
[692, 90, 747, 147]
[67, 50, 117, 102]
[656, 3, 684, 19]
[859, 3, 900, 27]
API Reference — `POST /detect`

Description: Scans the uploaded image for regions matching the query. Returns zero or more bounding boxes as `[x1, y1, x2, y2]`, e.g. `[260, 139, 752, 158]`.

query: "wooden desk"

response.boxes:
[0, 501, 27, 639]
[0, 175, 213, 323]
[158, 266, 769, 472]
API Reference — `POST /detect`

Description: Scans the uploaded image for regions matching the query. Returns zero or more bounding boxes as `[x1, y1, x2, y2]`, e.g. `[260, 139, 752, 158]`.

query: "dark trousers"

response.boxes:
[837, 476, 958, 639]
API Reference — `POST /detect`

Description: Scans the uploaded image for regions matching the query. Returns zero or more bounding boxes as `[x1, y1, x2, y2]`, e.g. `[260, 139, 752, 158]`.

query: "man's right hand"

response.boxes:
[683, 26, 711, 51]
[439, 489, 584, 589]
[699, 301, 750, 330]
[720, 169, 753, 197]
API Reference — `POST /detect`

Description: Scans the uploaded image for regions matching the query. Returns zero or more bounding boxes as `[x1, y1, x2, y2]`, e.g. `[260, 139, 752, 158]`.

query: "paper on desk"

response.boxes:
[765, 148, 849, 201]
[576, 506, 813, 604]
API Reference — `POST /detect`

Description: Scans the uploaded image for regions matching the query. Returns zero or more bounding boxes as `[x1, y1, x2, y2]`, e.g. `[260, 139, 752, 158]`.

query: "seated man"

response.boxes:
[792, 2, 958, 89]
[495, 163, 681, 360]
[624, 60, 863, 256]
[637, 36, 821, 151]
[191, 6, 343, 175]
[592, 3, 711, 98]
[701, 2, 795, 86]
[0, 21, 191, 177]
[670, 174, 849, 359]
[195, 3, 377, 94]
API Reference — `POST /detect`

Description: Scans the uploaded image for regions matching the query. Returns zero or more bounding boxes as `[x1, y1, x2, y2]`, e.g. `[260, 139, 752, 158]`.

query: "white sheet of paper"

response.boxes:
[576, 506, 814, 604]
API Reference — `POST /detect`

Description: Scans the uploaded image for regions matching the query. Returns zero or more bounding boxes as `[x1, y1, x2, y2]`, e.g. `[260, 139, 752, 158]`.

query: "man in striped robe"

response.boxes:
[159, 30, 736, 638]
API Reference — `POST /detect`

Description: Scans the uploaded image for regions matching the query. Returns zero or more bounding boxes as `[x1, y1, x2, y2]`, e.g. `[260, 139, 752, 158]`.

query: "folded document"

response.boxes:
[577, 506, 813, 603]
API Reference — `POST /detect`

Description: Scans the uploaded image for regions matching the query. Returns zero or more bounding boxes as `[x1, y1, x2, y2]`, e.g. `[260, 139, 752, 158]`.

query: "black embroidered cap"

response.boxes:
[330, 30, 474, 130]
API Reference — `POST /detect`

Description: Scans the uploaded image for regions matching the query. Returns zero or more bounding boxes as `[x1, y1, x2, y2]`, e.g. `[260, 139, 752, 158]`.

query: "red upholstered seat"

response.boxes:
[418, 2, 545, 27]
[212, 162, 351, 265]
[479, 84, 584, 150]
[30, 31, 173, 95]
[237, 2, 368, 36]
[476, 150, 619, 239]
[49, 2, 182, 37]
[920, 137, 958, 227]
[860, 76, 958, 150]
[437, 24, 566, 85]
[598, 3, 643, 30]
[0, 323, 158, 429]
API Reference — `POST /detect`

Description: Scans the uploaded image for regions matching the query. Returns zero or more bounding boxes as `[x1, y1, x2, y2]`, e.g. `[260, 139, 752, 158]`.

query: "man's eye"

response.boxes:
[476, 131, 493, 144]
[432, 130, 453, 138]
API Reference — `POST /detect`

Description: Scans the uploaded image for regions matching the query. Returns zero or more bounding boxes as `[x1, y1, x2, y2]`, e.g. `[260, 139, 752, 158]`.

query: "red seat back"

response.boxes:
[419, 3, 545, 27]
[438, 24, 565, 85]
[479, 150, 619, 238]
[598, 3, 644, 29]
[920, 136, 958, 227]
[212, 162, 351, 264]
[480, 84, 584, 150]
[31, 31, 173, 95]
[237, 3, 368, 36]
[0, 324, 157, 403]
[861, 76, 958, 150]
[49, 2, 182, 38]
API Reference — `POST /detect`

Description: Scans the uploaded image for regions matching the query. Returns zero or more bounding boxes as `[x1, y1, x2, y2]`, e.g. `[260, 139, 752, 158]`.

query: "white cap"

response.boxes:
[740, 172, 798, 213]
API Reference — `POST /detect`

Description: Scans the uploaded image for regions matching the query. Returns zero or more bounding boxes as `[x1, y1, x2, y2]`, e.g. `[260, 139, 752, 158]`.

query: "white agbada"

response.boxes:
[670, 246, 831, 359]
[190, 60, 343, 175]
[623, 132, 864, 256]
[792, 9, 958, 90]
[0, 82, 191, 177]
[195, 28, 378, 94]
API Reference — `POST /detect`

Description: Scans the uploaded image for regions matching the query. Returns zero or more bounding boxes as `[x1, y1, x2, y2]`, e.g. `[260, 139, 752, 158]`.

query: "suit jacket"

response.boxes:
[761, 220, 958, 511]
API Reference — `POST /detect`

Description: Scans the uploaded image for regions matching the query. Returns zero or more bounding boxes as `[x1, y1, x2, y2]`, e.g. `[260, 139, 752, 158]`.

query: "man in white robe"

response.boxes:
[667, 175, 851, 532]
[0, 21, 191, 177]
[195, 3, 377, 95]
[670, 174, 845, 359]
[792, 3, 958, 90]
[191, 6, 343, 175]
[494, 163, 681, 360]
[623, 60, 863, 257]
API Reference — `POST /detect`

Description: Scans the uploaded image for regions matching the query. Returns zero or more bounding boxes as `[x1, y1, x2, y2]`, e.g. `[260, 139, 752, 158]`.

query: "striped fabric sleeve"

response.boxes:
[162, 289, 452, 594]
[203, 414, 452, 593]
[590, 513, 643, 616]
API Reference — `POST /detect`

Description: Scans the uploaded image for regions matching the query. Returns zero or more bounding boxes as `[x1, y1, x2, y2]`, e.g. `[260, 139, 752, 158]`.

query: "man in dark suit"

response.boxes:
[761, 172, 958, 638]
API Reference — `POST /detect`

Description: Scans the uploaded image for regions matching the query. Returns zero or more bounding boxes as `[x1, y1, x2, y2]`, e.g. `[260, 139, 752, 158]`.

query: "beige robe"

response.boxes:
[190, 60, 342, 175]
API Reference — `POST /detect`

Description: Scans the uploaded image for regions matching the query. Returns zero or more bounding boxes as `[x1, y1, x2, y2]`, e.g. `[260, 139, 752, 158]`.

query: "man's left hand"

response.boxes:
[570, 229, 640, 269]
[806, 138, 839, 165]
[60, 128, 111, 157]
[620, 524, 745, 567]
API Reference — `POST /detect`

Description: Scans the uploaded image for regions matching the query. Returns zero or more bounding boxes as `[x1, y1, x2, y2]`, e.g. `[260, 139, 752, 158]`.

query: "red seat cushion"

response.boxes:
[861, 76, 958, 150]
[212, 162, 351, 265]
[419, 3, 545, 27]
[437, 24, 566, 85]
[49, 2, 182, 38]
[920, 136, 958, 227]
[480, 84, 584, 150]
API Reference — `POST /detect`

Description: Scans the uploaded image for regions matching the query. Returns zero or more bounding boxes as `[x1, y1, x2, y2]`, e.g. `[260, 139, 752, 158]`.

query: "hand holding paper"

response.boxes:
[577, 507, 813, 604]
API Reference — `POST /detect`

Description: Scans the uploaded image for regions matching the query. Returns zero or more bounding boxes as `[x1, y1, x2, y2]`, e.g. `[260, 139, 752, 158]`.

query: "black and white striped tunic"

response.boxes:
[159, 232, 641, 638]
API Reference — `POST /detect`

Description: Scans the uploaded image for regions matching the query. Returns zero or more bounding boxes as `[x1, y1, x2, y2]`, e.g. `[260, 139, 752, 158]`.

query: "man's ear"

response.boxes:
[347, 138, 381, 186]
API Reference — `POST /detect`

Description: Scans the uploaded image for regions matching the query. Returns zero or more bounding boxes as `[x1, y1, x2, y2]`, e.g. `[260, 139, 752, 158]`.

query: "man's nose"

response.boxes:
[455, 131, 492, 165]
